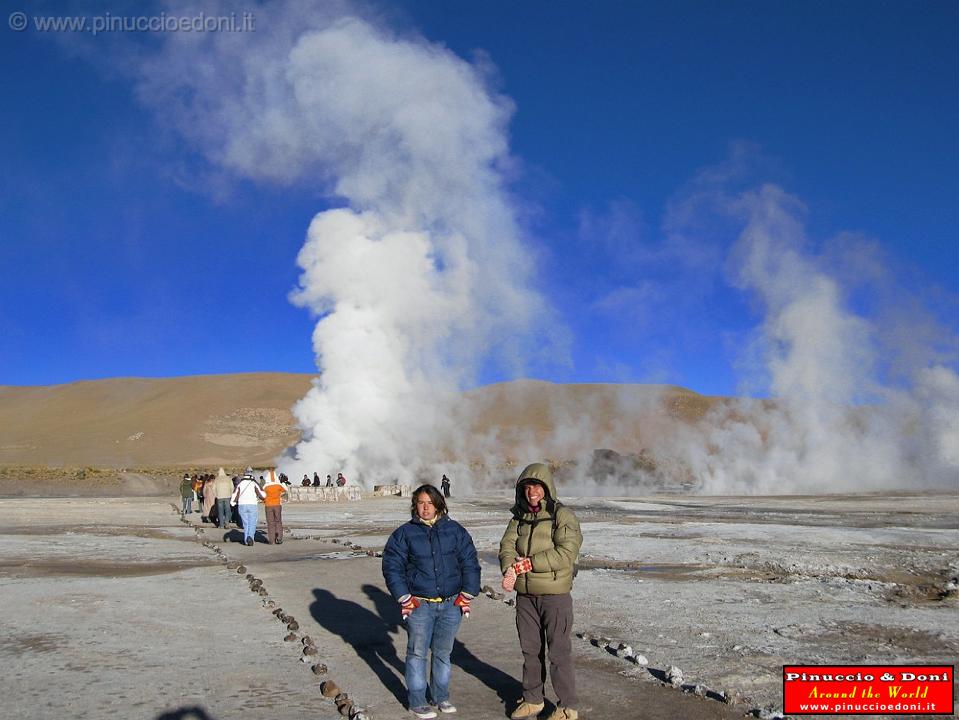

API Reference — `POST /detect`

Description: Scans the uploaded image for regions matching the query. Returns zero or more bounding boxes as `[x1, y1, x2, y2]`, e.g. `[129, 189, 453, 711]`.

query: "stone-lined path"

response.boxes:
[2, 495, 745, 720]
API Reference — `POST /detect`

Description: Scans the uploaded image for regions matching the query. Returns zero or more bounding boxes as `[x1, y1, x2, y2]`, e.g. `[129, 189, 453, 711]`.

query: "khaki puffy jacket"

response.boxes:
[498, 462, 582, 595]
[213, 469, 234, 500]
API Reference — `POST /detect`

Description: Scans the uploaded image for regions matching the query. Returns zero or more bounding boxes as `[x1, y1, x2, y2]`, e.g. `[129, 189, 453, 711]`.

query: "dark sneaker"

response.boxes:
[245, 538, 253, 546]
[276, 538, 283, 544]
[437, 700, 457, 714]
[410, 707, 437, 719]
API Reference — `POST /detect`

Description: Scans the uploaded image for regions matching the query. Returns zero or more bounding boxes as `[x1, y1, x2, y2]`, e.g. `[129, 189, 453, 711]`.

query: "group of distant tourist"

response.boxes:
[178, 467, 292, 544]
[175, 463, 580, 720]
[300, 471, 348, 487]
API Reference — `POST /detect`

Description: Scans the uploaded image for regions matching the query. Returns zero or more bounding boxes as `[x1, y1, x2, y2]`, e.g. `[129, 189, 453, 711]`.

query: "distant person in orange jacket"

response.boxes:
[262, 474, 287, 544]
[191, 474, 204, 513]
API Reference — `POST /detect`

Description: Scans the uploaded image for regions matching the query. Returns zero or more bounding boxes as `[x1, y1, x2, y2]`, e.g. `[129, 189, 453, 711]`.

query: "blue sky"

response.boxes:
[2, 0, 957, 396]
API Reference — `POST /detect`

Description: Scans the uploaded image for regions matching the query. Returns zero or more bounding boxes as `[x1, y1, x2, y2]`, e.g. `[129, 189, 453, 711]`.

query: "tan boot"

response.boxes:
[510, 701, 546, 719]
[545, 708, 578, 720]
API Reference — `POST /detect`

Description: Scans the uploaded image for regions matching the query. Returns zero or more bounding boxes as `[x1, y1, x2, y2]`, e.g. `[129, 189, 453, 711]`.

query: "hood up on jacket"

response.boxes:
[511, 462, 560, 518]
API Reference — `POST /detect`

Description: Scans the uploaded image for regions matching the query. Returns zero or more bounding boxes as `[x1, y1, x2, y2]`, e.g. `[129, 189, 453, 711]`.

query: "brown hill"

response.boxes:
[0, 373, 314, 468]
[0, 373, 719, 470]
[461, 379, 717, 459]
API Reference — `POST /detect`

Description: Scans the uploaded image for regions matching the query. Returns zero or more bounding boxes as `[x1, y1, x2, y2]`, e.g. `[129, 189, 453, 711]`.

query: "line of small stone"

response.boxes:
[169, 503, 373, 720]
[572, 630, 785, 720]
[466, 569, 785, 720]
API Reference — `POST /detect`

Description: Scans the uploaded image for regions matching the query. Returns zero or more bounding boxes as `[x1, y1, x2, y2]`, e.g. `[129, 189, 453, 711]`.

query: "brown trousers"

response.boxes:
[515, 592, 577, 707]
[265, 505, 283, 543]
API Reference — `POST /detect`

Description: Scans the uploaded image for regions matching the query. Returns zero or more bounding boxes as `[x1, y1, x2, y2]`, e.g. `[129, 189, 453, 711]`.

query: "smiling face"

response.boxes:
[415, 491, 437, 521]
[524, 482, 546, 508]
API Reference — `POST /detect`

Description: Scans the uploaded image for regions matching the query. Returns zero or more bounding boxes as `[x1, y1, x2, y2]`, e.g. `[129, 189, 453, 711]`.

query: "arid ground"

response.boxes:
[3, 375, 956, 718]
[2, 486, 956, 720]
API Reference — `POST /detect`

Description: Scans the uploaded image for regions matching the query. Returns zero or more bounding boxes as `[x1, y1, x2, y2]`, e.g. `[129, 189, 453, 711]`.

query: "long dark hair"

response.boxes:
[410, 484, 447, 518]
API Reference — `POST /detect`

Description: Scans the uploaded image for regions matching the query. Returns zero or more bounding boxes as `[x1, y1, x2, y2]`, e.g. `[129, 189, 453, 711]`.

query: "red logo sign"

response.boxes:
[783, 665, 954, 715]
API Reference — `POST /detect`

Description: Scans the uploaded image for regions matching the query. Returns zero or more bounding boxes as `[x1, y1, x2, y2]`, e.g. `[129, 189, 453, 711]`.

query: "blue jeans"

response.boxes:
[405, 598, 462, 708]
[181, 497, 192, 514]
[216, 498, 232, 529]
[237, 504, 258, 542]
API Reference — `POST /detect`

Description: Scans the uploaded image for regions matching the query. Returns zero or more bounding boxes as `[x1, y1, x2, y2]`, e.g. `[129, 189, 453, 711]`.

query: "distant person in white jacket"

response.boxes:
[230, 472, 265, 546]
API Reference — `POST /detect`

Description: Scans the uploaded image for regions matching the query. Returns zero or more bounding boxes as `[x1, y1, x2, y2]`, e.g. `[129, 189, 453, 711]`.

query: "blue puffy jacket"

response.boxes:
[382, 514, 481, 600]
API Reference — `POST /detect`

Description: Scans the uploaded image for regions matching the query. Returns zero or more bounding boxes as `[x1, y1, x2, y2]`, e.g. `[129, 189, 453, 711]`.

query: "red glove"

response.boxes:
[512, 557, 533, 575]
[398, 594, 420, 620]
[502, 566, 517, 592]
[453, 592, 473, 618]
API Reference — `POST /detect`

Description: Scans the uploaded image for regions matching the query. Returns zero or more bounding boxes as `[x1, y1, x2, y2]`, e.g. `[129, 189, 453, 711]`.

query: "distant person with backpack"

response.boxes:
[230, 471, 265, 546]
[179, 473, 194, 515]
[498, 463, 583, 720]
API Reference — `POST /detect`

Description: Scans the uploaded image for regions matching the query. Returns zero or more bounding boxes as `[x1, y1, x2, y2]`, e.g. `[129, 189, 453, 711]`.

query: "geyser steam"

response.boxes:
[662, 182, 959, 493]
[135, 6, 550, 486]
[131, 8, 958, 494]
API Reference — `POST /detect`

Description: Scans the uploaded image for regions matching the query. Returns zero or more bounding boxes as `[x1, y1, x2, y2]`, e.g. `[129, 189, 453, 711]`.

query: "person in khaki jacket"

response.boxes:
[213, 468, 234, 529]
[499, 463, 583, 720]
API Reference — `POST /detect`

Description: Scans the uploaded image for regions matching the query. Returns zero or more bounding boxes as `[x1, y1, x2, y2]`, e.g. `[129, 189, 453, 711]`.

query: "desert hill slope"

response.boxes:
[0, 373, 718, 468]
[0, 373, 313, 467]
[462, 379, 717, 459]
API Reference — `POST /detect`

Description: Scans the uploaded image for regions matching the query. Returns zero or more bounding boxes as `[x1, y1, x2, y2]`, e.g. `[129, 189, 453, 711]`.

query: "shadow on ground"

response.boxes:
[310, 586, 408, 705]
[155, 706, 216, 720]
[307, 583, 522, 715]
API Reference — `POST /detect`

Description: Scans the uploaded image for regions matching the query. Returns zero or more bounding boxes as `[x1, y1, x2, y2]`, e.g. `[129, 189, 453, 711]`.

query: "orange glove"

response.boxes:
[512, 557, 533, 575]
[453, 592, 473, 618]
[398, 594, 420, 620]
[502, 566, 517, 592]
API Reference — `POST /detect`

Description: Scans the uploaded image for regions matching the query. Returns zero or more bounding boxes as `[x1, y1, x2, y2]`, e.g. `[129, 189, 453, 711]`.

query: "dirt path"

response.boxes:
[1, 496, 744, 720]
[231, 536, 742, 720]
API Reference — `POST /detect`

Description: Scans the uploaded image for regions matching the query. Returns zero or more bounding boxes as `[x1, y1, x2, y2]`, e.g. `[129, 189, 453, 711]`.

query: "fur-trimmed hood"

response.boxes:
[511, 462, 559, 518]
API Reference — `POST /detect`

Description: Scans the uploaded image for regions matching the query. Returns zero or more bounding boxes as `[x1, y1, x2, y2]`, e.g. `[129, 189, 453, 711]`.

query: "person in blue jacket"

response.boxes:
[382, 484, 481, 719]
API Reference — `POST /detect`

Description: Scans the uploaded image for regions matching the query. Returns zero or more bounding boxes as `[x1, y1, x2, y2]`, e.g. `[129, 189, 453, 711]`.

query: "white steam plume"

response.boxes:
[663, 183, 959, 493]
[134, 4, 554, 486]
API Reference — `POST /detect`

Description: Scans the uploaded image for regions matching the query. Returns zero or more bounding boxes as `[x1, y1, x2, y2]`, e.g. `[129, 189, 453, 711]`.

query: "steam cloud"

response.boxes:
[131, 4, 958, 494]
[134, 3, 551, 487]
[659, 181, 959, 493]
